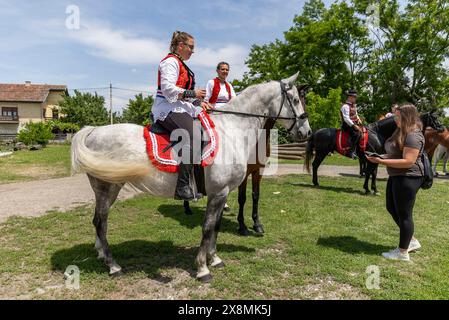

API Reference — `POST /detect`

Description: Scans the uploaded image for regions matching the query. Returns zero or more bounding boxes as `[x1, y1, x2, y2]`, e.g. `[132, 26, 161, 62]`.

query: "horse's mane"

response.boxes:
[367, 114, 396, 131]
[221, 81, 273, 111]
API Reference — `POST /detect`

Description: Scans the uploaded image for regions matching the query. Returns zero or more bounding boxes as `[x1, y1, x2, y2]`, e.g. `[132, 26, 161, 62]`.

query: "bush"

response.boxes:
[47, 120, 80, 133]
[17, 121, 55, 146]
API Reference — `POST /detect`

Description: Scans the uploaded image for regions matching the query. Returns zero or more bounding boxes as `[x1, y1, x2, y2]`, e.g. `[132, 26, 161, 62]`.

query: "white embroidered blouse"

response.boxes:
[152, 57, 198, 122]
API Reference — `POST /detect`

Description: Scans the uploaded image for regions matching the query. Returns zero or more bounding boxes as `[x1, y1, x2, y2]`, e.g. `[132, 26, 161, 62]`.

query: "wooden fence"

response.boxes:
[271, 142, 308, 160]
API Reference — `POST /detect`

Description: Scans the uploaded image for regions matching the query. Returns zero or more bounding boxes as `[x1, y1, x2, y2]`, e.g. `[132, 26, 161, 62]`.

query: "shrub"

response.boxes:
[17, 121, 54, 146]
[47, 120, 80, 133]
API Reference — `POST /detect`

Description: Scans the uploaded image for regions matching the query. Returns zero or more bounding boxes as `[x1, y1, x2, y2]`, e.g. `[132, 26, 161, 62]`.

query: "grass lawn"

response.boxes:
[1, 173, 449, 299]
[273, 153, 357, 166]
[0, 144, 71, 184]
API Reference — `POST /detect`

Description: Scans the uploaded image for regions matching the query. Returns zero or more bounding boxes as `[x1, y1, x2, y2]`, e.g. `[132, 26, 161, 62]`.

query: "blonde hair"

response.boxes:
[393, 103, 422, 150]
[170, 31, 194, 54]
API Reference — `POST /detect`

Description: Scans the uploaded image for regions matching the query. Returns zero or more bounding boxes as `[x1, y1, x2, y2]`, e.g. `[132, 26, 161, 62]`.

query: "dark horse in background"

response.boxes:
[184, 85, 311, 236]
[305, 112, 444, 195]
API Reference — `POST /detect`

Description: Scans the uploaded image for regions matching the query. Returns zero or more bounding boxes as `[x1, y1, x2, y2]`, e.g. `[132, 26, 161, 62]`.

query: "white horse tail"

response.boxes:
[71, 126, 151, 183]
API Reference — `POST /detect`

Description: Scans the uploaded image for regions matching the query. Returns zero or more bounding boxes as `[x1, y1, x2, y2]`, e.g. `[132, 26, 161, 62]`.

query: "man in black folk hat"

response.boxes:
[340, 89, 362, 159]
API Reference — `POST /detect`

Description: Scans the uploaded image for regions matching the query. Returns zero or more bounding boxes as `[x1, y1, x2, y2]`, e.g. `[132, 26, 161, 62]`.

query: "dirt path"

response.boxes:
[0, 165, 388, 223]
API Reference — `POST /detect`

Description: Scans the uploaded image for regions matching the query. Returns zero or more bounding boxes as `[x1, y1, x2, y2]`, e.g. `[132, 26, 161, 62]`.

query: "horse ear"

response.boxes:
[282, 72, 299, 87]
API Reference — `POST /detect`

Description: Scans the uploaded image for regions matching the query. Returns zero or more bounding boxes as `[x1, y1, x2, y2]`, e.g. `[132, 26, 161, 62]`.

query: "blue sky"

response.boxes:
[0, 0, 362, 111]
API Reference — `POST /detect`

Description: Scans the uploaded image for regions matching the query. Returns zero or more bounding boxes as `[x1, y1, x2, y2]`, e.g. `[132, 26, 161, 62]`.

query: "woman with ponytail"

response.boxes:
[366, 104, 425, 261]
[153, 31, 213, 201]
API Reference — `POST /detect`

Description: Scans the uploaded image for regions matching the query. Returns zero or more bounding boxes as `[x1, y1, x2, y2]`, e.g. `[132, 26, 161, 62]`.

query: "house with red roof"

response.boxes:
[0, 82, 68, 139]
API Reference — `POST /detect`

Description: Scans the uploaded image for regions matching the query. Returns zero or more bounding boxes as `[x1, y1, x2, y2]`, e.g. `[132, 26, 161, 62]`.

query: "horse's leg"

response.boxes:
[433, 147, 442, 176]
[184, 200, 193, 215]
[312, 151, 326, 186]
[196, 191, 227, 282]
[363, 162, 374, 195]
[443, 151, 449, 175]
[88, 174, 123, 276]
[371, 164, 380, 196]
[237, 176, 250, 236]
[251, 169, 264, 235]
[359, 157, 366, 178]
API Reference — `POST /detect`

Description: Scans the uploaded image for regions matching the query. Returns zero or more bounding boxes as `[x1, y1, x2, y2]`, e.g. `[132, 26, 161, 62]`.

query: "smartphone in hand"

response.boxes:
[365, 151, 386, 159]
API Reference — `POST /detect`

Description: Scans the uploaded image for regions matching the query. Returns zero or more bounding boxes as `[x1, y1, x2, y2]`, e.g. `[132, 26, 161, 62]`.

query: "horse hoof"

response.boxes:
[238, 228, 250, 236]
[213, 262, 225, 269]
[197, 274, 213, 283]
[109, 270, 123, 278]
[223, 206, 231, 213]
[364, 191, 370, 196]
[253, 226, 265, 235]
[373, 191, 381, 196]
[185, 208, 194, 215]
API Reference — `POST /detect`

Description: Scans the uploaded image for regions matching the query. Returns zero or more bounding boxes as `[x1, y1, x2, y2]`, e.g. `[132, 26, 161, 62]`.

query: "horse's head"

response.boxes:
[268, 73, 312, 141]
[421, 111, 445, 133]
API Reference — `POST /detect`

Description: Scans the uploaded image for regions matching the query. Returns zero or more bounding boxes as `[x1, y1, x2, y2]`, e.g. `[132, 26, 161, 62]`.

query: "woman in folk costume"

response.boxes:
[205, 62, 237, 108]
[205, 62, 237, 212]
[152, 31, 212, 201]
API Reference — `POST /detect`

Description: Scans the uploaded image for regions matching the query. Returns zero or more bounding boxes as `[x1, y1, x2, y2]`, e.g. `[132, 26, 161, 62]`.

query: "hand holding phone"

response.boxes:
[365, 151, 385, 159]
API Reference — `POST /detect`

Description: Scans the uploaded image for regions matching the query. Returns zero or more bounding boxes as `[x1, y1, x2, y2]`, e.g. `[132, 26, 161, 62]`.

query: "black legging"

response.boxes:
[157, 112, 201, 164]
[386, 176, 423, 249]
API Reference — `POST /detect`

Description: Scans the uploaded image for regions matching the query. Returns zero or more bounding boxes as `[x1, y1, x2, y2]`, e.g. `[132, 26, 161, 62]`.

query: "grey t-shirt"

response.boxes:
[384, 129, 425, 177]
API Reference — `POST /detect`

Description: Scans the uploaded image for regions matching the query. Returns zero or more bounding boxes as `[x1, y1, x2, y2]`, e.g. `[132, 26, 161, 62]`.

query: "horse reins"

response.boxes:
[209, 81, 308, 133]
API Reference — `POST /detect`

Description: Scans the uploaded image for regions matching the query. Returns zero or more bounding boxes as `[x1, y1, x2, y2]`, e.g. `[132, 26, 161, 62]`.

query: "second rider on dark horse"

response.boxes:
[341, 89, 363, 160]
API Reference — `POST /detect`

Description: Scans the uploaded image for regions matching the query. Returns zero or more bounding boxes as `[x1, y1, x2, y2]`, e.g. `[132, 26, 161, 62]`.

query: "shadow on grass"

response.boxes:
[157, 204, 261, 237]
[339, 173, 388, 181]
[51, 240, 254, 281]
[434, 174, 449, 180]
[288, 182, 365, 195]
[317, 236, 391, 255]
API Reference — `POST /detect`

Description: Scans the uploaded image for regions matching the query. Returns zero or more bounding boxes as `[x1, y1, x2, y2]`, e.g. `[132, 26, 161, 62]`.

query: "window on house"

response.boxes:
[1, 107, 18, 118]
[52, 109, 59, 119]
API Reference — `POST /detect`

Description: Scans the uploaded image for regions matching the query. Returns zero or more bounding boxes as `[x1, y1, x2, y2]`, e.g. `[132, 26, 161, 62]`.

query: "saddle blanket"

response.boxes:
[336, 127, 369, 157]
[143, 111, 219, 173]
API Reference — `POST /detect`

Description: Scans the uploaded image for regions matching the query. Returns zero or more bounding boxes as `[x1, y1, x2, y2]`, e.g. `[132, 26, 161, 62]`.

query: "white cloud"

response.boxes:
[69, 23, 168, 65]
[69, 22, 249, 79]
[190, 45, 249, 79]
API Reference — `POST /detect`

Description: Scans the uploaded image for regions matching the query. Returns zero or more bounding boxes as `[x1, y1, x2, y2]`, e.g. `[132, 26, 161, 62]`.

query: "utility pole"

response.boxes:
[110, 83, 113, 125]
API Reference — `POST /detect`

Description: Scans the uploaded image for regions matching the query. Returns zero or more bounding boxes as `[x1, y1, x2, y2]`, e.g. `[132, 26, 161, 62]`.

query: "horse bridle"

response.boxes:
[209, 81, 308, 133]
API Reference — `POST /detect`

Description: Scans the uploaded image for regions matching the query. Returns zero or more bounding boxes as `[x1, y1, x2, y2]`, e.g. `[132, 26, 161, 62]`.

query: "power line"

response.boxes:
[69, 87, 110, 91]
[112, 87, 153, 94]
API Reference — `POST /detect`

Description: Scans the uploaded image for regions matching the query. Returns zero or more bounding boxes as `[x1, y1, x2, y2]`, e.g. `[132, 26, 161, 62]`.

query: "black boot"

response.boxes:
[174, 163, 203, 201]
[348, 131, 361, 159]
[348, 145, 358, 160]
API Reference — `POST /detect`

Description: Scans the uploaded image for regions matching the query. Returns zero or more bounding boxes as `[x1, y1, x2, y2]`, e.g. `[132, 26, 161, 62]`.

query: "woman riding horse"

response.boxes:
[152, 31, 213, 201]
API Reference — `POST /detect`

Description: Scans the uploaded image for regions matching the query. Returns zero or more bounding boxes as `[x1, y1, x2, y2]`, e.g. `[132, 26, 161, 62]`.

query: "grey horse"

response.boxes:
[71, 73, 312, 282]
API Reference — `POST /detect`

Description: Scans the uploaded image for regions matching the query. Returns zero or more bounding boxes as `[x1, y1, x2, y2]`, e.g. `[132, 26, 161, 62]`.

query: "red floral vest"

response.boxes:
[157, 54, 195, 90]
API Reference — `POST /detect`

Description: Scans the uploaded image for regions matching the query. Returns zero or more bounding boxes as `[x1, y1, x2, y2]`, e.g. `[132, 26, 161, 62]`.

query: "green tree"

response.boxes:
[306, 88, 342, 130]
[46, 120, 80, 133]
[233, 40, 287, 91]
[59, 90, 109, 127]
[282, 0, 372, 97]
[122, 93, 154, 126]
[355, 0, 449, 118]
